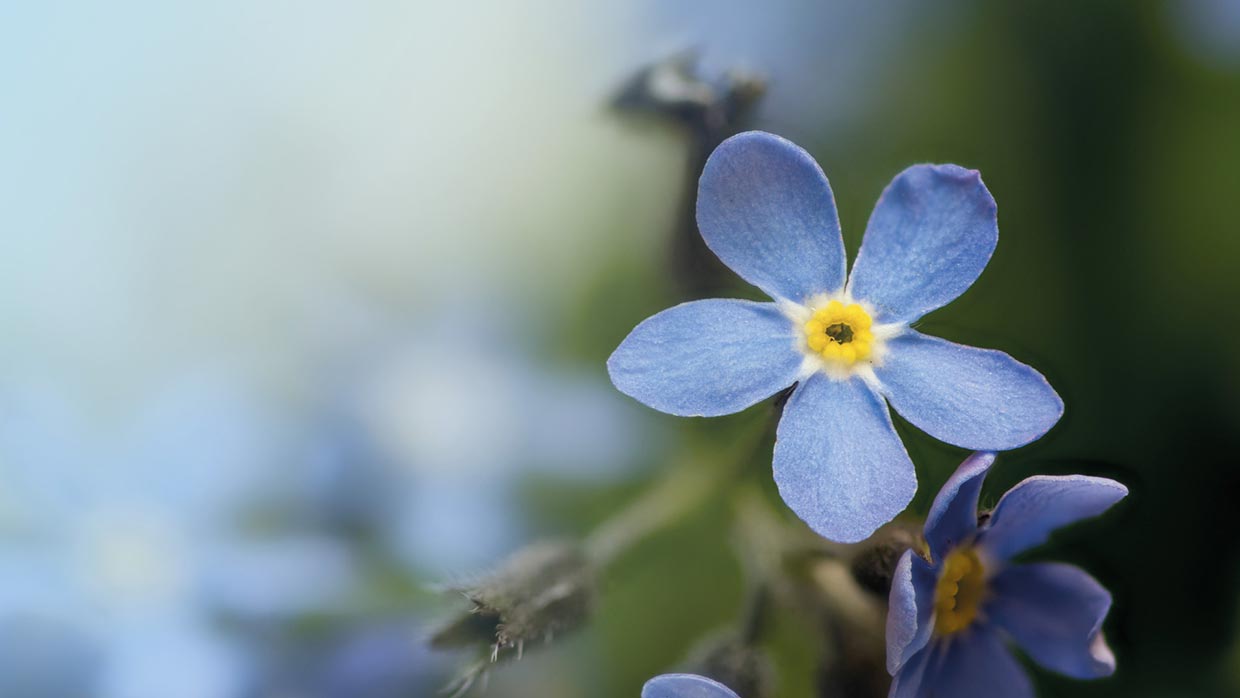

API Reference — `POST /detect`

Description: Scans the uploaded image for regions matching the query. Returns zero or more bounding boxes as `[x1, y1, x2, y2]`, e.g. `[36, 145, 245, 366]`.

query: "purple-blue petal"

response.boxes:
[847, 164, 997, 324]
[886, 549, 938, 674]
[772, 374, 916, 543]
[893, 627, 1034, 698]
[642, 673, 740, 698]
[923, 452, 995, 561]
[874, 331, 1063, 450]
[608, 299, 802, 417]
[979, 475, 1128, 560]
[987, 562, 1117, 679]
[919, 627, 1035, 698]
[696, 131, 846, 304]
[888, 643, 933, 698]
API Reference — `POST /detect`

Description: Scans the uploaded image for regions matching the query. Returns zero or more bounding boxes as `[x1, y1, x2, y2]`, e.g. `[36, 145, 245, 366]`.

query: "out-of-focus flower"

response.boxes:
[247, 621, 443, 698]
[643, 673, 742, 698]
[298, 303, 655, 573]
[609, 131, 1063, 542]
[1170, 0, 1240, 70]
[886, 452, 1127, 698]
[0, 616, 99, 698]
[0, 377, 356, 698]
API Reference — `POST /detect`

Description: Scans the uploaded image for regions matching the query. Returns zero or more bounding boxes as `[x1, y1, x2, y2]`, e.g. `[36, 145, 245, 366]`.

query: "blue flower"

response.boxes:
[643, 673, 740, 698]
[608, 131, 1063, 542]
[886, 452, 1127, 698]
[0, 377, 357, 698]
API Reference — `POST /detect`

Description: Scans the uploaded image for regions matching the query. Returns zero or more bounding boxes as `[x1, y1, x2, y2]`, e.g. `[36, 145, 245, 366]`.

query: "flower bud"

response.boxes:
[430, 540, 595, 661]
[848, 523, 919, 596]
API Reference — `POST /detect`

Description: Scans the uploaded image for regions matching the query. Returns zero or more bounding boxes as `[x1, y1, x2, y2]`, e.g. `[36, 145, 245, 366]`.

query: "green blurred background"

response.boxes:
[3, 1, 1239, 697]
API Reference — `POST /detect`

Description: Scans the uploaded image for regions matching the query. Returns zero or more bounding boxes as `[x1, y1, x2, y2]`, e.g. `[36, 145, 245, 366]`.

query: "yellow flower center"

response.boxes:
[803, 300, 874, 365]
[933, 547, 987, 636]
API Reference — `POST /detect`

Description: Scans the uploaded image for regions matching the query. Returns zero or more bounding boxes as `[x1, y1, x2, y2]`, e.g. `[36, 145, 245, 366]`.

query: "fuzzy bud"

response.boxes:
[430, 540, 595, 661]
[849, 523, 919, 597]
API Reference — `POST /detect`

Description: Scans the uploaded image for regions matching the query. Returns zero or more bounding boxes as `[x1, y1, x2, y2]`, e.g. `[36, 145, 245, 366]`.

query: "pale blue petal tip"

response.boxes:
[697, 131, 846, 303]
[849, 162, 998, 324]
[876, 332, 1063, 451]
[772, 375, 916, 543]
[642, 673, 741, 698]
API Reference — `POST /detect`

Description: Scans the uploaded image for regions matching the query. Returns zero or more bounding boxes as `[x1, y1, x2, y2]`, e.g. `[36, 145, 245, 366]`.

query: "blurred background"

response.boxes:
[2, 2, 1240, 697]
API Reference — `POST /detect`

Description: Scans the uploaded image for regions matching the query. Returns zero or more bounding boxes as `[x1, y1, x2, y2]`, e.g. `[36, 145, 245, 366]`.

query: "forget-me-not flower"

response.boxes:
[643, 673, 740, 698]
[0, 377, 356, 698]
[887, 452, 1127, 698]
[608, 131, 1063, 542]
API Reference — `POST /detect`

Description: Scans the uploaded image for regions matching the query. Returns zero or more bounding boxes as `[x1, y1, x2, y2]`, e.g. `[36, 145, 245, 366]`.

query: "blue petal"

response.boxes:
[0, 618, 98, 698]
[886, 549, 938, 674]
[919, 627, 1035, 698]
[888, 644, 933, 698]
[988, 562, 1116, 678]
[608, 300, 802, 417]
[875, 331, 1063, 450]
[847, 164, 997, 324]
[923, 452, 995, 561]
[696, 131, 846, 303]
[642, 673, 740, 698]
[772, 374, 916, 543]
[104, 618, 247, 698]
[979, 475, 1128, 560]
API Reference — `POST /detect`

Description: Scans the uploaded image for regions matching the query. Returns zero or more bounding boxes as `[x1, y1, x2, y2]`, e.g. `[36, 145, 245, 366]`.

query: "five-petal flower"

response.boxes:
[886, 452, 1127, 698]
[608, 131, 1064, 542]
[643, 673, 741, 698]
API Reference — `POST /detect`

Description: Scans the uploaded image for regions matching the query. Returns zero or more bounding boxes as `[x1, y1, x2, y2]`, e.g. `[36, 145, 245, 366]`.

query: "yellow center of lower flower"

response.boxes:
[933, 547, 987, 636]
[803, 301, 874, 365]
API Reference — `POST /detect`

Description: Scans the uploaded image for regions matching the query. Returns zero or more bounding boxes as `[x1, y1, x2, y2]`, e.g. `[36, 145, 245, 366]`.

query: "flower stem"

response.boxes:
[584, 414, 771, 568]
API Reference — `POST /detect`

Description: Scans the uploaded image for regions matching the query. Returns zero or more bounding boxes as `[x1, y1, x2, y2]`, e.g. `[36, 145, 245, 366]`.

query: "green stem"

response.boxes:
[584, 414, 771, 568]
